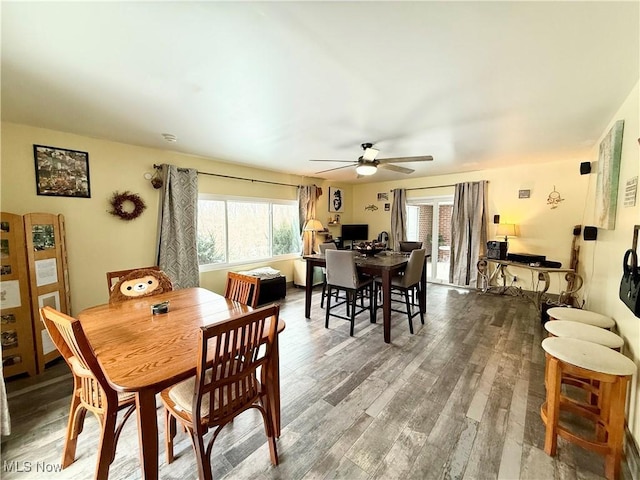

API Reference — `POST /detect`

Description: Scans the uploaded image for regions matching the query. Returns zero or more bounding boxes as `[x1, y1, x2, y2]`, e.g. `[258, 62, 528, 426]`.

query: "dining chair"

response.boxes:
[324, 250, 374, 336]
[106, 265, 160, 292]
[39, 306, 136, 480]
[374, 248, 426, 334]
[399, 241, 423, 253]
[224, 272, 261, 308]
[161, 305, 280, 480]
[318, 242, 338, 308]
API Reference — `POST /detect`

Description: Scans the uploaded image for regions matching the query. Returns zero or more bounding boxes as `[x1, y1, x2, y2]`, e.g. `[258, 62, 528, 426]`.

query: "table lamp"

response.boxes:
[496, 223, 517, 245]
[304, 219, 325, 253]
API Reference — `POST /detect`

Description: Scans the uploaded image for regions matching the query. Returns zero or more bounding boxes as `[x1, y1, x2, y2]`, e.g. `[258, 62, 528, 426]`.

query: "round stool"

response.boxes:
[546, 307, 615, 329]
[544, 321, 623, 350]
[541, 337, 636, 480]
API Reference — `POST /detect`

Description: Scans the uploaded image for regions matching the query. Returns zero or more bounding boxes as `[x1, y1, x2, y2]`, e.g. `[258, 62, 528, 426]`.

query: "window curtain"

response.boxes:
[449, 181, 488, 287]
[156, 164, 200, 289]
[298, 185, 320, 255]
[391, 188, 407, 251]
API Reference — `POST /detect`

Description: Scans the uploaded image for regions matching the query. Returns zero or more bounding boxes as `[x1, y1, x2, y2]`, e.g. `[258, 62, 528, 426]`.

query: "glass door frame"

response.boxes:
[407, 195, 454, 283]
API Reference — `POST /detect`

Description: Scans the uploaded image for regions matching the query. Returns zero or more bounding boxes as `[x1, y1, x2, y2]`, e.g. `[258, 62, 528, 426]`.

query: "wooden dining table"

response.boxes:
[303, 251, 428, 343]
[78, 287, 285, 480]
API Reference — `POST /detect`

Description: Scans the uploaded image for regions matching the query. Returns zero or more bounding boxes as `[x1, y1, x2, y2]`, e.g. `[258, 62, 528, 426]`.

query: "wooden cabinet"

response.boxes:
[0, 213, 37, 377]
[0, 212, 69, 377]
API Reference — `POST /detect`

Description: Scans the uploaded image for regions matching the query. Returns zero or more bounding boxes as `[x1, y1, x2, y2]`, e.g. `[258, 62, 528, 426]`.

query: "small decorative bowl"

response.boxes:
[354, 246, 384, 257]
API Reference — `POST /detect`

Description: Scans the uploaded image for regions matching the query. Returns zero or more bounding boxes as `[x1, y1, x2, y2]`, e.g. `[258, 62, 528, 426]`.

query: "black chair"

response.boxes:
[374, 248, 426, 334]
[325, 250, 374, 336]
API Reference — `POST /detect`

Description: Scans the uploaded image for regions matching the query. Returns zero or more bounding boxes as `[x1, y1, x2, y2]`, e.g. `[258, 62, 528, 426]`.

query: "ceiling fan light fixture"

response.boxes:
[355, 164, 377, 176]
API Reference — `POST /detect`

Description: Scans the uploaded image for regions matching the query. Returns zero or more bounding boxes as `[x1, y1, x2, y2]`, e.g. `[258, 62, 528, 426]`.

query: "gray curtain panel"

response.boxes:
[391, 188, 407, 251]
[449, 181, 488, 287]
[157, 164, 200, 289]
[298, 185, 320, 255]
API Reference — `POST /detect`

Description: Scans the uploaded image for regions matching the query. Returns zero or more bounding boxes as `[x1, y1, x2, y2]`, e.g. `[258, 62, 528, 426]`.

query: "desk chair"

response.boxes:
[325, 250, 374, 336]
[161, 305, 280, 480]
[224, 272, 261, 308]
[374, 248, 426, 334]
[40, 306, 136, 480]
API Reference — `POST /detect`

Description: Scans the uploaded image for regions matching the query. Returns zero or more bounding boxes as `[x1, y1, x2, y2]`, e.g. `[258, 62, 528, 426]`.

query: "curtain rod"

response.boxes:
[404, 183, 457, 191]
[403, 181, 489, 192]
[153, 164, 301, 188]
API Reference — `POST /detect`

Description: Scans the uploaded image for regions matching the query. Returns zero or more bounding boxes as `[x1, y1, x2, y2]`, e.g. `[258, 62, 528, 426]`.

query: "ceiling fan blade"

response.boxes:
[309, 159, 356, 163]
[379, 164, 414, 174]
[377, 155, 433, 164]
[314, 164, 355, 174]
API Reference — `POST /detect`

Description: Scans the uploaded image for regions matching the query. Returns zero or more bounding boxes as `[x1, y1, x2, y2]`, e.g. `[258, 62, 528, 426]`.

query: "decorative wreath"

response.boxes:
[108, 191, 146, 221]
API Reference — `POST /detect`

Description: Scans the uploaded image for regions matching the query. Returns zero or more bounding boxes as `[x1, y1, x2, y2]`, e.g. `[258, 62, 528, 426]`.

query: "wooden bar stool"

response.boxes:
[544, 320, 623, 350]
[546, 307, 615, 329]
[544, 320, 624, 406]
[540, 337, 636, 480]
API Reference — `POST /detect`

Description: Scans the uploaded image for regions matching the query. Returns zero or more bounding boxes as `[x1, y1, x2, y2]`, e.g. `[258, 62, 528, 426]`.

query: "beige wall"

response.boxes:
[577, 82, 640, 441]
[0, 123, 336, 312]
[350, 159, 590, 295]
[2, 78, 638, 444]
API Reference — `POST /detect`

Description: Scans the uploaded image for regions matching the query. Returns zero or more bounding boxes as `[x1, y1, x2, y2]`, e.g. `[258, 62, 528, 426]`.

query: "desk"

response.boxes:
[303, 252, 428, 343]
[78, 288, 285, 480]
[476, 258, 583, 310]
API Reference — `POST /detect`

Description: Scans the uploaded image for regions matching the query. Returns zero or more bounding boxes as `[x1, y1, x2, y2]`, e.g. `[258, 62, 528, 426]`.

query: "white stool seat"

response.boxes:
[544, 321, 624, 349]
[546, 307, 615, 329]
[541, 337, 636, 376]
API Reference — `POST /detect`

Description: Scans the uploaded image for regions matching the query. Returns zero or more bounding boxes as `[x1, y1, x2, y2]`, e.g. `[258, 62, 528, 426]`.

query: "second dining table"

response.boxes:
[78, 287, 285, 480]
[303, 251, 428, 343]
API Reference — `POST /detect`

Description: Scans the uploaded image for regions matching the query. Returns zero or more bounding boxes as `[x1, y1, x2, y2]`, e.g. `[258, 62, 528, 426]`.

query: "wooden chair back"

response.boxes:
[194, 304, 279, 425]
[40, 306, 116, 415]
[224, 272, 260, 308]
[106, 265, 160, 292]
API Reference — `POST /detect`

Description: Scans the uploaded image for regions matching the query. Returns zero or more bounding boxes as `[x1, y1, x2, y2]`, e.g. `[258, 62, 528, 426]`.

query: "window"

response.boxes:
[197, 195, 301, 269]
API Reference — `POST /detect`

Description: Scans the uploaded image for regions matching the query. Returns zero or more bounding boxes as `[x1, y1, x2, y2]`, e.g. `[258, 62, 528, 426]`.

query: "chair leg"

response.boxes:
[543, 357, 561, 456]
[320, 278, 327, 308]
[325, 286, 332, 329]
[404, 290, 414, 334]
[95, 411, 118, 480]
[349, 291, 357, 336]
[61, 390, 86, 468]
[257, 402, 279, 466]
[165, 408, 176, 464]
[189, 427, 213, 480]
[417, 285, 425, 325]
[369, 283, 376, 323]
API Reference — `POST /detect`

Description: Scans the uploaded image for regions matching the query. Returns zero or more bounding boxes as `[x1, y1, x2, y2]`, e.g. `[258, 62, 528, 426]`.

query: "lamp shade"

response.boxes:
[355, 164, 377, 176]
[496, 223, 517, 238]
[303, 219, 324, 232]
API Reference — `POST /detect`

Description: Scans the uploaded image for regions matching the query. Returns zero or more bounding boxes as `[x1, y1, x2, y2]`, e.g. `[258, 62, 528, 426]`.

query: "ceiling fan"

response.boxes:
[311, 143, 433, 176]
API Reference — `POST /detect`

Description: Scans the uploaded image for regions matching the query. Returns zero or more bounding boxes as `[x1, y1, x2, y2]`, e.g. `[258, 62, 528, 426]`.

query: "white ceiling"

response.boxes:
[2, 2, 638, 183]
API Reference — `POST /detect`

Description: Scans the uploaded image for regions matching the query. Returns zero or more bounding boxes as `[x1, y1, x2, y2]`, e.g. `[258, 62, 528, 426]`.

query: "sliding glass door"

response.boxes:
[406, 196, 453, 283]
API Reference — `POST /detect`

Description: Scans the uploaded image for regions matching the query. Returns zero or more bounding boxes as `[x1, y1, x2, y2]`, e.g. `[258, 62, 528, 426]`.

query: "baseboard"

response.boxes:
[626, 426, 639, 480]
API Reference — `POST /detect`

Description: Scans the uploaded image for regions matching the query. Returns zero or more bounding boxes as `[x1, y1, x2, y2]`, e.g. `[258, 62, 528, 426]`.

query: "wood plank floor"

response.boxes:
[1, 284, 632, 479]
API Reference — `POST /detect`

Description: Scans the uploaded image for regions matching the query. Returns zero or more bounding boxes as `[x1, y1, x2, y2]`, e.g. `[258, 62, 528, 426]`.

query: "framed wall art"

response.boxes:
[33, 144, 91, 198]
[329, 186, 344, 213]
[594, 120, 624, 229]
